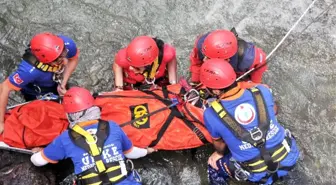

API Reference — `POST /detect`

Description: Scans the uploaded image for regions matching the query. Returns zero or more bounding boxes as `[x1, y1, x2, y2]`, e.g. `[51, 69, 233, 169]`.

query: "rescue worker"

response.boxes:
[189, 29, 267, 85]
[0, 32, 79, 133]
[113, 36, 177, 90]
[30, 87, 157, 185]
[200, 59, 299, 184]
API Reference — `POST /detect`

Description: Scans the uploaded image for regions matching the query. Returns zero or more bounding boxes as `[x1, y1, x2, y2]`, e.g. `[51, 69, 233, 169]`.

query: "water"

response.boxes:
[0, 0, 336, 184]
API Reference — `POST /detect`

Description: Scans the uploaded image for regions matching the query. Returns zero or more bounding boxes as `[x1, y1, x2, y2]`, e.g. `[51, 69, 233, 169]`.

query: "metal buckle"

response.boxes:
[184, 89, 200, 103]
[126, 159, 134, 170]
[33, 84, 42, 94]
[249, 127, 263, 141]
[85, 135, 98, 145]
[233, 162, 250, 181]
[145, 77, 155, 85]
[285, 129, 292, 139]
[53, 74, 63, 84]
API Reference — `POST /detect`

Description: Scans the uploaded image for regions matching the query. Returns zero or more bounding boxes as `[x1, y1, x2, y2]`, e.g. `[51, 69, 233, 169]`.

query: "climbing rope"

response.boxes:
[236, 0, 320, 81]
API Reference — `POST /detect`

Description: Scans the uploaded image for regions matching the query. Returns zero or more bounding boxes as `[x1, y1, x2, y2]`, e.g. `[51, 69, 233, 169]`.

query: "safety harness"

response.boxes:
[22, 49, 63, 72]
[210, 87, 292, 181]
[142, 57, 160, 81]
[142, 86, 209, 147]
[69, 120, 127, 185]
[142, 38, 165, 85]
[21, 49, 64, 94]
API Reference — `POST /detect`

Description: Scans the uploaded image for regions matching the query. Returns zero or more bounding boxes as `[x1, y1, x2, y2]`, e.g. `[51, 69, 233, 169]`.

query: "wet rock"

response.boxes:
[0, 151, 55, 185]
[1, 0, 336, 184]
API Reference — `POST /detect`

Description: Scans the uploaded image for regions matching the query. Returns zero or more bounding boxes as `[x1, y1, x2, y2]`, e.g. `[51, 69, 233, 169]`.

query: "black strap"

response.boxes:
[258, 164, 296, 184]
[143, 90, 208, 146]
[183, 103, 205, 128]
[211, 88, 270, 147]
[22, 49, 38, 66]
[237, 39, 248, 65]
[149, 111, 175, 147]
[162, 86, 169, 99]
[211, 87, 281, 173]
[69, 120, 110, 155]
[77, 161, 126, 185]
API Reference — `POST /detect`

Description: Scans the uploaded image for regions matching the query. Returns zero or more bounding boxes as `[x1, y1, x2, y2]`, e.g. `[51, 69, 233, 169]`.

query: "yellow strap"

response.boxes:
[87, 182, 101, 185]
[80, 166, 123, 184]
[271, 146, 285, 158]
[248, 159, 264, 167]
[143, 57, 159, 79]
[251, 166, 268, 173]
[35, 61, 61, 72]
[72, 125, 106, 172]
[109, 174, 125, 182]
[250, 87, 259, 92]
[211, 101, 227, 118]
[81, 173, 99, 179]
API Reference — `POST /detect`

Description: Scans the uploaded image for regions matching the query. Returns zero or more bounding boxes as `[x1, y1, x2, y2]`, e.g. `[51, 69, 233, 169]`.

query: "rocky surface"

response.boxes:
[0, 0, 336, 184]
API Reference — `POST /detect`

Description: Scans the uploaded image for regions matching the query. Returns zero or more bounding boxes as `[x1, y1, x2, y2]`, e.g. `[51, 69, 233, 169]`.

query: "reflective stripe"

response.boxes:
[81, 173, 98, 179]
[248, 160, 264, 167]
[272, 146, 285, 158]
[252, 166, 268, 173]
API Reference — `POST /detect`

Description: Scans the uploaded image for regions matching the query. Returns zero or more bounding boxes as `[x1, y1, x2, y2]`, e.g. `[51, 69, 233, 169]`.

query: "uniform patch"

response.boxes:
[130, 103, 150, 129]
[234, 103, 256, 125]
[13, 73, 24, 85]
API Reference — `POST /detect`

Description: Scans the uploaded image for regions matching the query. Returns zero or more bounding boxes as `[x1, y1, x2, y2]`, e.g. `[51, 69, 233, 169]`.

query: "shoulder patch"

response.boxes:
[234, 103, 256, 125]
[13, 73, 24, 85]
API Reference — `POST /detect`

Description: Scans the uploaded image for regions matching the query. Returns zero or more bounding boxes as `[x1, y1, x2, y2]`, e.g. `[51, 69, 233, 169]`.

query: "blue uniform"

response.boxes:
[42, 120, 141, 185]
[204, 85, 300, 184]
[7, 35, 78, 98]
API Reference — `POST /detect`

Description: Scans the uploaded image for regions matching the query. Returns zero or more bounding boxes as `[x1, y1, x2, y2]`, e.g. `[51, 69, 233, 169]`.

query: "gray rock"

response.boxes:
[1, 0, 336, 184]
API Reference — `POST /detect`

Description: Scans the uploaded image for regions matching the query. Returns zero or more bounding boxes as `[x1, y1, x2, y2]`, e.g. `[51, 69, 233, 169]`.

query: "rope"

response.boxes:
[236, 0, 320, 81]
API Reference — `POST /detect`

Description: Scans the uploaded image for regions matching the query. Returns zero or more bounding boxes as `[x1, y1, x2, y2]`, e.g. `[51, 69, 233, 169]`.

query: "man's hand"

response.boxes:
[208, 151, 223, 170]
[31, 147, 44, 153]
[57, 84, 67, 96]
[0, 122, 4, 134]
[146, 147, 158, 154]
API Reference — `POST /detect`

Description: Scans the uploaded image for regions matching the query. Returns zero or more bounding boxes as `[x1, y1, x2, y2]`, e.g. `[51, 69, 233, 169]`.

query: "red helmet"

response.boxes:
[126, 36, 159, 67]
[200, 59, 236, 89]
[30, 32, 64, 64]
[202, 30, 238, 59]
[63, 87, 95, 113]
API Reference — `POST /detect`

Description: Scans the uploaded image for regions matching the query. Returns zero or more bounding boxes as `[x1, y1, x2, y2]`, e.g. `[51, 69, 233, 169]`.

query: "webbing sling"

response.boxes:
[69, 120, 126, 185]
[142, 87, 208, 147]
[22, 50, 63, 72]
[211, 87, 286, 173]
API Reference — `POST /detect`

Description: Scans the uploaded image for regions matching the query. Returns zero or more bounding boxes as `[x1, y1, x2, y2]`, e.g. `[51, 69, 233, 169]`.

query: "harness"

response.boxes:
[22, 49, 63, 73]
[142, 38, 165, 85]
[22, 49, 64, 94]
[69, 120, 128, 185]
[230, 28, 253, 80]
[210, 87, 292, 181]
[141, 86, 209, 147]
